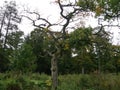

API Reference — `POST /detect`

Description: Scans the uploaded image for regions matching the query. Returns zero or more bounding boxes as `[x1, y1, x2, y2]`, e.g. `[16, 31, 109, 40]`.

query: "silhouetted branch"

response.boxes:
[58, 0, 83, 39]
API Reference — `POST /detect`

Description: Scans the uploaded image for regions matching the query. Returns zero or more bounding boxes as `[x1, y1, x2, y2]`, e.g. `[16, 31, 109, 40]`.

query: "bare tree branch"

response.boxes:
[58, 0, 85, 39]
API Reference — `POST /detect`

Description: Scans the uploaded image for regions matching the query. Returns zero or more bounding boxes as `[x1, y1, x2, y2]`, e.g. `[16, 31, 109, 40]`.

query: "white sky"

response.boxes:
[0, 0, 99, 33]
[0, 0, 120, 44]
[17, 0, 60, 34]
[0, 0, 60, 34]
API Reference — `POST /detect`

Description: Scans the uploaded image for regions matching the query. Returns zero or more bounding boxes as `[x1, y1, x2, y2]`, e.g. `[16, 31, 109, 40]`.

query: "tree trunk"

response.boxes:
[98, 58, 101, 74]
[3, 14, 11, 48]
[51, 53, 58, 90]
[0, 12, 6, 38]
[82, 67, 85, 74]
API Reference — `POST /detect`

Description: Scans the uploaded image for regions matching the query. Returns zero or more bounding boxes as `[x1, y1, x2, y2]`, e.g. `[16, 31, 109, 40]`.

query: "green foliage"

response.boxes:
[7, 31, 24, 50]
[11, 43, 37, 73]
[0, 48, 10, 72]
[0, 1, 22, 48]
[0, 72, 51, 90]
[0, 25, 116, 74]
[0, 1, 24, 72]
[77, 0, 120, 19]
[77, 0, 96, 11]
[25, 28, 51, 74]
[0, 73, 120, 90]
[69, 27, 93, 48]
[109, 0, 120, 13]
[69, 28, 94, 73]
[58, 74, 120, 90]
[0, 0, 119, 79]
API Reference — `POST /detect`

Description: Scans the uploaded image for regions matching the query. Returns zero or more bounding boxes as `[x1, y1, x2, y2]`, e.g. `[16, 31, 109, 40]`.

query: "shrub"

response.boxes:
[0, 73, 120, 90]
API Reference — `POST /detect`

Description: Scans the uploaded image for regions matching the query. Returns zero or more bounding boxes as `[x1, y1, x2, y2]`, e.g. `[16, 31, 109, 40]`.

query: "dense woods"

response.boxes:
[0, 0, 120, 90]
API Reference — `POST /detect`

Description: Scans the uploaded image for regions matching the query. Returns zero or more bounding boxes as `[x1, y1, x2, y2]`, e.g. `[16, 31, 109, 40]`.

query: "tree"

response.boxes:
[112, 45, 120, 75]
[77, 0, 120, 73]
[25, 28, 51, 74]
[11, 43, 36, 73]
[77, 0, 120, 18]
[0, 1, 22, 48]
[22, 0, 92, 89]
[100, 0, 120, 19]
[7, 30, 24, 50]
[69, 25, 113, 74]
[0, 1, 22, 72]
[69, 27, 94, 74]
[0, 48, 9, 72]
[23, 0, 119, 89]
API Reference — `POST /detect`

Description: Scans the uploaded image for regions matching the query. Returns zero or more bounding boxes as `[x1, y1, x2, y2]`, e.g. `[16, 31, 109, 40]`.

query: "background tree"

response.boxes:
[0, 1, 22, 48]
[23, 0, 116, 89]
[69, 27, 94, 74]
[25, 28, 51, 74]
[0, 1, 22, 72]
[112, 45, 120, 75]
[93, 27, 112, 73]
[11, 42, 36, 73]
[69, 26, 113, 74]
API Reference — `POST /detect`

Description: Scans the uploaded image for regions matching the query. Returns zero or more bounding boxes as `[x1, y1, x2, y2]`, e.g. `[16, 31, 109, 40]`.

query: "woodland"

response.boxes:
[0, 0, 120, 90]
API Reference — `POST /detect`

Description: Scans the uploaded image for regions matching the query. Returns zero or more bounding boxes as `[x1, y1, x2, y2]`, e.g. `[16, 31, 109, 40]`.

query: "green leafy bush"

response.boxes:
[0, 73, 120, 90]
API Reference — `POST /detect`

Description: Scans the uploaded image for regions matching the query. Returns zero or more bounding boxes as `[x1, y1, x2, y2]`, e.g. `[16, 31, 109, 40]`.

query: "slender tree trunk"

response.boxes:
[82, 67, 85, 74]
[3, 14, 11, 48]
[115, 62, 118, 75]
[98, 58, 101, 74]
[0, 12, 6, 38]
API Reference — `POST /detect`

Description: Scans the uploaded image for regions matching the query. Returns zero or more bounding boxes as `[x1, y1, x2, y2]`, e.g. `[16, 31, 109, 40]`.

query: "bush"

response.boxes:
[0, 72, 51, 90]
[0, 73, 120, 90]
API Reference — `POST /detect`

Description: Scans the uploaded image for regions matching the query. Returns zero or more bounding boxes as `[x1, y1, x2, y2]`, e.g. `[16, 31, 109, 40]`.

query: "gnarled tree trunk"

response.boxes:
[50, 47, 60, 90]
[51, 53, 58, 90]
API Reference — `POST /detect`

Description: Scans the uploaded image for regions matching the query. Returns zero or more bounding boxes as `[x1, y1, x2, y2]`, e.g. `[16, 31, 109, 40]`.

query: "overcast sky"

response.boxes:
[0, 0, 98, 33]
[16, 0, 60, 34]
[0, 0, 120, 44]
[0, 0, 60, 34]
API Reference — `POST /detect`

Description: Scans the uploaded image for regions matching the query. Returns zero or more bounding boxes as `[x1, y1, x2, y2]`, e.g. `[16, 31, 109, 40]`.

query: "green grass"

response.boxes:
[58, 74, 120, 90]
[0, 72, 120, 90]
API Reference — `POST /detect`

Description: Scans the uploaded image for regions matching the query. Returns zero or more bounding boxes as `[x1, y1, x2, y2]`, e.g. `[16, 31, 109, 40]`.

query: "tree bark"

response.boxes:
[51, 53, 58, 90]
[0, 12, 6, 38]
[82, 67, 85, 74]
[3, 14, 11, 48]
[49, 46, 60, 90]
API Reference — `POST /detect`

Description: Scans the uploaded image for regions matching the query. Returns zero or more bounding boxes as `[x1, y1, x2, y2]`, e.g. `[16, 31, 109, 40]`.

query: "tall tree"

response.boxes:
[23, 0, 91, 89]
[25, 28, 51, 74]
[0, 1, 22, 48]
[11, 42, 36, 73]
[23, 0, 119, 89]
[69, 27, 100, 74]
[112, 45, 120, 75]
[0, 1, 22, 72]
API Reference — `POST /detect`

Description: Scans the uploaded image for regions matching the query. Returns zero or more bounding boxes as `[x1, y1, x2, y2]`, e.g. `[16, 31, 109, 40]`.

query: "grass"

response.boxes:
[0, 72, 120, 90]
[58, 74, 120, 90]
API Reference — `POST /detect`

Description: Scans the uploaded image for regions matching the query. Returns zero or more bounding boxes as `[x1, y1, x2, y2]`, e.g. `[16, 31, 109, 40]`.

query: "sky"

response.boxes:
[0, 0, 61, 34]
[16, 0, 60, 34]
[0, 0, 99, 33]
[15, 0, 98, 33]
[0, 0, 120, 44]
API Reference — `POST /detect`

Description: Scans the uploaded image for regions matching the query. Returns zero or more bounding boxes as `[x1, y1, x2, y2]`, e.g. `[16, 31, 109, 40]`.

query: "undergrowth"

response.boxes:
[0, 72, 120, 90]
